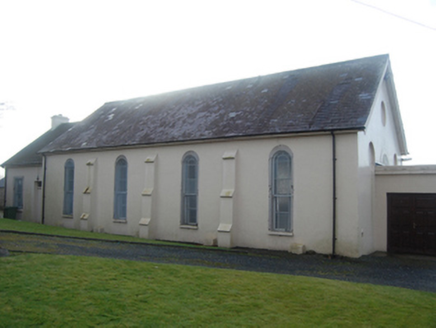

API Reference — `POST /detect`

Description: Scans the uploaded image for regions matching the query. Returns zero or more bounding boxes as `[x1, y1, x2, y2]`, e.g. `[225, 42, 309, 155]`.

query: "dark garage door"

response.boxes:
[388, 193, 436, 256]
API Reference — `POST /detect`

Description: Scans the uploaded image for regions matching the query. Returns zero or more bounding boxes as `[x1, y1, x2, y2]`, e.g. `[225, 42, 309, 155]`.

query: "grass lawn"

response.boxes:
[0, 254, 435, 327]
[1, 218, 436, 326]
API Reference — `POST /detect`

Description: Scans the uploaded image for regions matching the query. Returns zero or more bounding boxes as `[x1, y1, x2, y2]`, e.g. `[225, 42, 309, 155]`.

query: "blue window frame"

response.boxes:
[13, 177, 23, 209]
[114, 157, 128, 220]
[270, 149, 293, 232]
[63, 159, 74, 215]
[181, 152, 198, 225]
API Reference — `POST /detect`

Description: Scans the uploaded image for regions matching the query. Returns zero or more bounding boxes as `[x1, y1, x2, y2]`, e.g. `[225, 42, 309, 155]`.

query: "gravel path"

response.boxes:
[1, 231, 436, 293]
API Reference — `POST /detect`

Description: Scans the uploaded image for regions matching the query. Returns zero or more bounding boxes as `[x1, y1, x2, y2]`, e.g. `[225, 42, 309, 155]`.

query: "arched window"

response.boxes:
[114, 157, 128, 220]
[270, 148, 293, 232]
[181, 152, 199, 225]
[63, 159, 74, 215]
[13, 177, 24, 210]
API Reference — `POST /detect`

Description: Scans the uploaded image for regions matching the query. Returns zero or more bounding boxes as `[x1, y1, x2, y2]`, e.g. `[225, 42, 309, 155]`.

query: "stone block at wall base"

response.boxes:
[217, 223, 232, 248]
[80, 216, 89, 231]
[139, 218, 151, 239]
[290, 243, 306, 255]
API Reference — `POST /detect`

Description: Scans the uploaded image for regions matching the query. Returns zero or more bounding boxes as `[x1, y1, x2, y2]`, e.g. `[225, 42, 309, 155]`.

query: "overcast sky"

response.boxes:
[1, 0, 436, 178]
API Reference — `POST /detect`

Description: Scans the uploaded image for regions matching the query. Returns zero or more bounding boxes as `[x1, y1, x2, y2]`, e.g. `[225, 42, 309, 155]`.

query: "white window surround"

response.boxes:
[181, 151, 199, 226]
[269, 145, 293, 233]
[13, 177, 24, 209]
[114, 156, 128, 220]
[63, 159, 74, 216]
[268, 231, 294, 237]
[180, 224, 199, 230]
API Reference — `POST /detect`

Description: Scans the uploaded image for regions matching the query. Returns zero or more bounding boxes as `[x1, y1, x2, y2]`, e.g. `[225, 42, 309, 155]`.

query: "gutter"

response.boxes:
[41, 127, 364, 155]
[331, 131, 337, 257]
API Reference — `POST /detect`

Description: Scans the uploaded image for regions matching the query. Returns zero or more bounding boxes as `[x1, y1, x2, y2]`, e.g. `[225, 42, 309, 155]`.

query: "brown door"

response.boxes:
[388, 193, 436, 256]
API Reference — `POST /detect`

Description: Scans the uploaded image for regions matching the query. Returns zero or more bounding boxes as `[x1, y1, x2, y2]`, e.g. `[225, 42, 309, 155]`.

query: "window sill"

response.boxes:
[62, 215, 73, 219]
[113, 219, 127, 224]
[180, 225, 198, 230]
[269, 231, 294, 237]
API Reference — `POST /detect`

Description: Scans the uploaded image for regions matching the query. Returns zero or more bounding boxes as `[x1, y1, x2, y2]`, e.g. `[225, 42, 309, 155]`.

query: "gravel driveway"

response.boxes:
[1, 231, 436, 293]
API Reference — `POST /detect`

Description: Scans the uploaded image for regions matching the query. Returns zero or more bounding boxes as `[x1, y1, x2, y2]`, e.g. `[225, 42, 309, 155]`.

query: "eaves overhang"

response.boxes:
[40, 127, 364, 155]
[1, 162, 42, 169]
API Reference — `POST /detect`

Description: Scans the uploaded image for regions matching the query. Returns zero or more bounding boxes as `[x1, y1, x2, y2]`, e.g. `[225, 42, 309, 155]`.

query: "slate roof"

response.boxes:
[2, 123, 76, 167]
[41, 55, 392, 153]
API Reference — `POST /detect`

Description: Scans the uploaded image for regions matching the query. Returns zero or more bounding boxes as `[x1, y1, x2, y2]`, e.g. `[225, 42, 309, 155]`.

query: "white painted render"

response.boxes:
[9, 67, 413, 258]
[44, 132, 374, 257]
[45, 134, 344, 253]
[4, 166, 43, 222]
[374, 165, 436, 252]
[356, 78, 405, 255]
[42, 77, 407, 259]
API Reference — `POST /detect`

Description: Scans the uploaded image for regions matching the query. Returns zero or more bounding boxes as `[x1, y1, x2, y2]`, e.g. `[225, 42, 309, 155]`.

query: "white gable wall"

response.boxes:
[356, 78, 404, 255]
[362, 79, 403, 166]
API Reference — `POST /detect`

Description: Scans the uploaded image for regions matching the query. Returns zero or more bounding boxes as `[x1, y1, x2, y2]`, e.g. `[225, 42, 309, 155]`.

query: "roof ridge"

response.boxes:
[39, 54, 394, 153]
[102, 54, 390, 106]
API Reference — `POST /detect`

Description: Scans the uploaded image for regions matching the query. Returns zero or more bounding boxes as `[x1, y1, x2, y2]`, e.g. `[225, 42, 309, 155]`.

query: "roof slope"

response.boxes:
[2, 123, 75, 167]
[41, 55, 390, 153]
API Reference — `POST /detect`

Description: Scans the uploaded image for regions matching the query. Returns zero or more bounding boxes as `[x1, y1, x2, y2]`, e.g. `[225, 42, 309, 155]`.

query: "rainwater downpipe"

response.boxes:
[331, 131, 337, 257]
[41, 154, 47, 224]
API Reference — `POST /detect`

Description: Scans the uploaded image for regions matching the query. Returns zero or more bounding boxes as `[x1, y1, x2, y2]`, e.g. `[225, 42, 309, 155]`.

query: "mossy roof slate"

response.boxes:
[2, 123, 75, 167]
[41, 55, 391, 153]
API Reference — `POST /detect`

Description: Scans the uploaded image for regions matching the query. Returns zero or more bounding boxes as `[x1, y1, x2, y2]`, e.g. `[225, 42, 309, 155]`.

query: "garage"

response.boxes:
[387, 193, 436, 256]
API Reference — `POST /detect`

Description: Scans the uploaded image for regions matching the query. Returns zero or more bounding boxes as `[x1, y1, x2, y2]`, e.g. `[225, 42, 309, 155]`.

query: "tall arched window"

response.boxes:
[181, 152, 199, 225]
[63, 159, 74, 215]
[114, 157, 128, 220]
[13, 177, 24, 210]
[270, 148, 293, 232]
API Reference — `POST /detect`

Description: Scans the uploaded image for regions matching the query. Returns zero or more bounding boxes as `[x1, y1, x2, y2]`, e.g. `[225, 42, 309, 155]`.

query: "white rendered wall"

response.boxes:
[374, 166, 436, 252]
[356, 79, 404, 255]
[44, 133, 359, 255]
[42, 87, 405, 258]
[44, 129, 400, 257]
[334, 133, 361, 257]
[5, 166, 42, 222]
